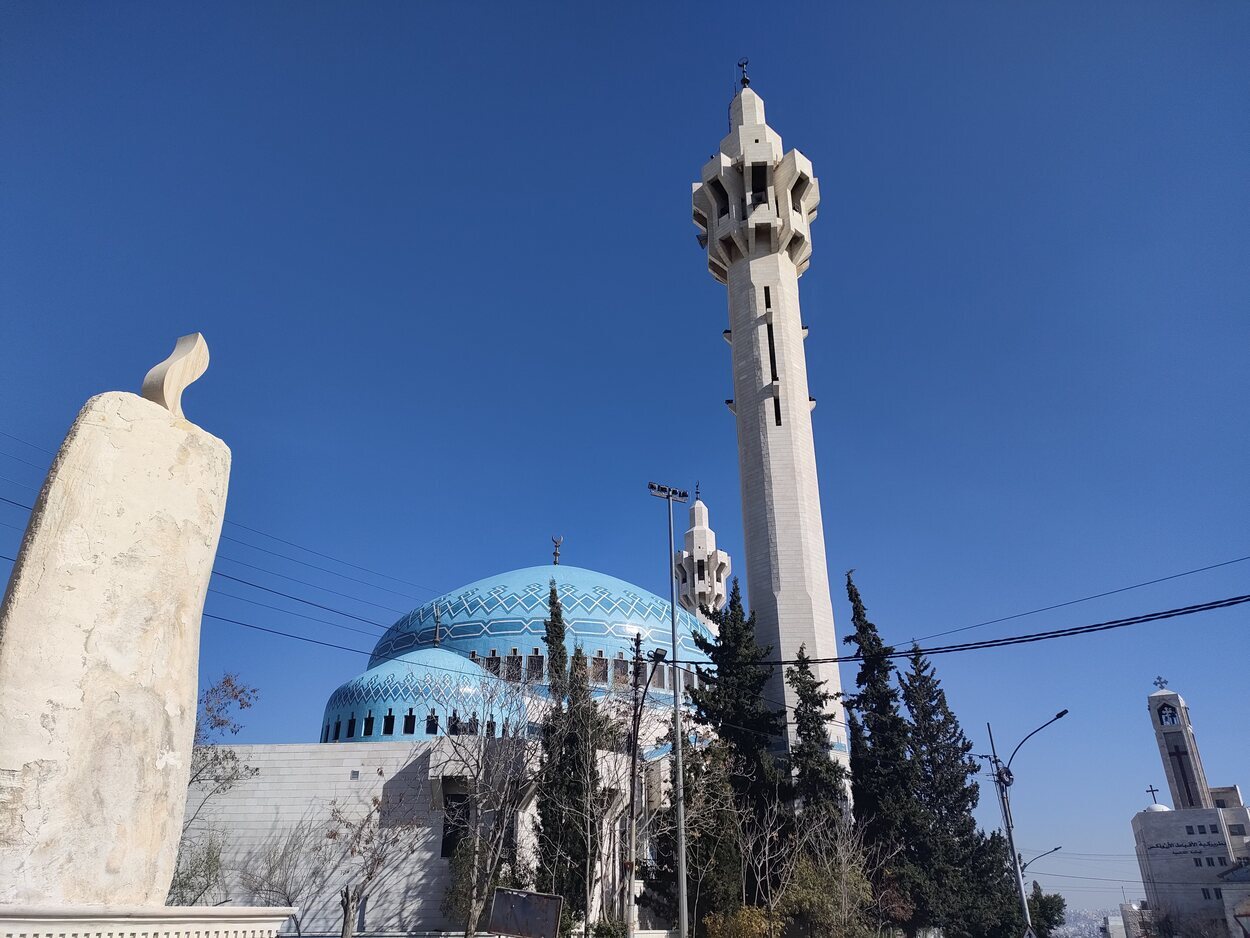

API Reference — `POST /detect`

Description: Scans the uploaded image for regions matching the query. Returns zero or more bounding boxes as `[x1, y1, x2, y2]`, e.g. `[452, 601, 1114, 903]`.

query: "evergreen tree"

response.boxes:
[543, 578, 568, 701]
[690, 579, 784, 807]
[841, 573, 921, 929]
[785, 644, 847, 815]
[898, 645, 984, 933]
[1027, 881, 1067, 938]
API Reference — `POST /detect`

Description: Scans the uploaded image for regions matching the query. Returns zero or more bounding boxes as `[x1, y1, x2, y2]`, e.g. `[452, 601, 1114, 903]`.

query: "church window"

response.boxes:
[1220, 857, 1228, 866]
[1215, 888, 1223, 900]
[403, 708, 416, 734]
[1187, 826, 1195, 834]
[363, 711, 375, 737]
[426, 710, 439, 735]
[1202, 889, 1211, 900]
[1216, 799, 1227, 808]
[1206, 857, 1215, 866]
[346, 715, 356, 738]
[526, 652, 544, 682]
[1194, 858, 1203, 867]
[333, 719, 341, 741]
[1159, 704, 1179, 725]
[1229, 824, 1246, 835]
[322, 724, 330, 743]
[383, 709, 395, 735]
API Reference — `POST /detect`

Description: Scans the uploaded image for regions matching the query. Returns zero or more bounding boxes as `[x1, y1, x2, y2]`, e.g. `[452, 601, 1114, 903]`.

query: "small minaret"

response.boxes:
[1148, 681, 1214, 809]
[674, 491, 732, 614]
[692, 76, 845, 756]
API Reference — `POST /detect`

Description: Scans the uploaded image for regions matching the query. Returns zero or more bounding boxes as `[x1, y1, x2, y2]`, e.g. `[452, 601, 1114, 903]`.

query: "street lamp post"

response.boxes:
[986, 709, 1068, 932]
[623, 634, 666, 938]
[648, 481, 689, 938]
[1021, 846, 1062, 873]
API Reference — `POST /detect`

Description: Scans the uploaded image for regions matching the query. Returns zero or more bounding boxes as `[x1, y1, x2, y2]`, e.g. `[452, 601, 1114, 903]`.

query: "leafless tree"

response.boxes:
[168, 673, 260, 906]
[236, 819, 331, 935]
[326, 777, 427, 938]
[435, 676, 544, 938]
[725, 776, 812, 934]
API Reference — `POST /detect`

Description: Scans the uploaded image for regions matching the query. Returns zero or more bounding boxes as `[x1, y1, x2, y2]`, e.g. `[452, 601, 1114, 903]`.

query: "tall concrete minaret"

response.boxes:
[692, 74, 847, 760]
[674, 491, 732, 615]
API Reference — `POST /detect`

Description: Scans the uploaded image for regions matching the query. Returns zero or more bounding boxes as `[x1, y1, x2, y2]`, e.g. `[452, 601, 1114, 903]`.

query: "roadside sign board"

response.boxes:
[487, 887, 564, 938]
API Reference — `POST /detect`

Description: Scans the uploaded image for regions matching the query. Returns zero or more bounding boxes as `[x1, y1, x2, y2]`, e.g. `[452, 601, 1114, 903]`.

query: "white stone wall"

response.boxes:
[190, 741, 642, 935]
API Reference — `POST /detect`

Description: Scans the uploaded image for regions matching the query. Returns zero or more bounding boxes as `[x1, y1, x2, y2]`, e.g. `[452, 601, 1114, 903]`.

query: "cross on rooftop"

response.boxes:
[1153, 676, 1169, 690]
[1147, 785, 1160, 804]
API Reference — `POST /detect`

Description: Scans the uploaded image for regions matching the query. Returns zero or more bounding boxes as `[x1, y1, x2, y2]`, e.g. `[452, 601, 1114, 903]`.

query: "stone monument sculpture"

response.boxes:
[0, 335, 291, 936]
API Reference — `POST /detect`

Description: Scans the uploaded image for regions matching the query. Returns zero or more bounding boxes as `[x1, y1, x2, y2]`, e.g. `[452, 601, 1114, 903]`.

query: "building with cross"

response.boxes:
[1130, 682, 1250, 937]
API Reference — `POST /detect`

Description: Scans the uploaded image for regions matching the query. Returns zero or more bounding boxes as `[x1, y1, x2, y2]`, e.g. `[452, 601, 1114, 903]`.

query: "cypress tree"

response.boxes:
[785, 644, 847, 815]
[543, 578, 568, 701]
[689, 578, 784, 806]
[898, 645, 984, 934]
[842, 573, 920, 928]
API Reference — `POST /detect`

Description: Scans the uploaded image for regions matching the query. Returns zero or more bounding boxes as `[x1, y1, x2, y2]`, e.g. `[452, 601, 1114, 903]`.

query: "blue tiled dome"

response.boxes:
[319, 565, 714, 743]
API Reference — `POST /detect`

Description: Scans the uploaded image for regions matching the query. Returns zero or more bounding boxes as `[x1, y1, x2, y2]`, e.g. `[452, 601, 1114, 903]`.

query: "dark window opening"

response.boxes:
[1199, 825, 1207, 834]
[679, 566, 688, 584]
[773, 393, 782, 427]
[697, 559, 706, 581]
[1187, 826, 1196, 835]
[1159, 704, 1179, 725]
[441, 792, 469, 859]
[612, 656, 629, 687]
[322, 724, 330, 743]
[346, 715, 356, 739]
[791, 176, 810, 215]
[333, 719, 341, 741]
[485, 654, 501, 676]
[526, 654, 545, 682]
[766, 324, 779, 382]
[1215, 888, 1223, 900]
[1216, 799, 1228, 808]
[750, 164, 768, 205]
[427, 710, 441, 734]
[403, 708, 416, 734]
[1194, 858, 1203, 867]
[1220, 858, 1228, 866]
[764, 286, 772, 309]
[486, 718, 497, 738]
[592, 655, 609, 684]
[363, 711, 375, 737]
[708, 178, 730, 219]
[1230, 824, 1246, 835]
[383, 709, 395, 735]
[467, 712, 480, 735]
[505, 653, 523, 682]
[1202, 889, 1211, 901]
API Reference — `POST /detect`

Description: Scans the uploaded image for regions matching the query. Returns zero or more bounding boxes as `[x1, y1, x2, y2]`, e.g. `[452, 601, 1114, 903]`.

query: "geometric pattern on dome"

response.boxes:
[325, 666, 475, 712]
[369, 565, 708, 669]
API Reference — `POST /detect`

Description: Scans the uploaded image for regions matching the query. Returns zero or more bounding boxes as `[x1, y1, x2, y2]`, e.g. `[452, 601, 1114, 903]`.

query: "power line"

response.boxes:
[220, 534, 430, 602]
[213, 553, 406, 615]
[0, 429, 55, 456]
[210, 570, 389, 630]
[0, 449, 46, 472]
[207, 586, 387, 639]
[908, 554, 1250, 643]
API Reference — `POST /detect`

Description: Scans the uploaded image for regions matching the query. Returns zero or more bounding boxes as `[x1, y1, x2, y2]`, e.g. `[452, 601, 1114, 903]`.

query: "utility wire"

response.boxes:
[213, 553, 406, 615]
[908, 554, 1250, 643]
[220, 534, 430, 602]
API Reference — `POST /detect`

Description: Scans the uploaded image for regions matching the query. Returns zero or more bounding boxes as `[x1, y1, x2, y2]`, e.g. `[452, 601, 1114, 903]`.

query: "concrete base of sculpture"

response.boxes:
[0, 905, 294, 938]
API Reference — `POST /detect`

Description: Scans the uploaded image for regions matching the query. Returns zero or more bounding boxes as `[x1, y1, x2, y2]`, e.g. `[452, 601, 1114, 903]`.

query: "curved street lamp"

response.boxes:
[1021, 846, 1062, 873]
[986, 710, 1069, 932]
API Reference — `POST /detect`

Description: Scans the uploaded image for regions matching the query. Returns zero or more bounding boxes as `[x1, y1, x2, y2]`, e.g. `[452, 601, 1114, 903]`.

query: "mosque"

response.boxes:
[189, 74, 847, 935]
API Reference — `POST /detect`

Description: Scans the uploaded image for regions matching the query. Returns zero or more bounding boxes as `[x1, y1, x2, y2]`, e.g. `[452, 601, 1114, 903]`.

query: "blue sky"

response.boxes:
[2, 1, 1248, 911]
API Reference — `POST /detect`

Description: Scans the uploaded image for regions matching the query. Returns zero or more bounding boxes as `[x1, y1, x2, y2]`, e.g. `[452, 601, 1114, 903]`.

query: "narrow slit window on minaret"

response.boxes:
[750, 164, 768, 206]
[697, 559, 706, 581]
[764, 286, 772, 309]
[709, 178, 730, 219]
[766, 324, 779, 382]
[774, 393, 783, 427]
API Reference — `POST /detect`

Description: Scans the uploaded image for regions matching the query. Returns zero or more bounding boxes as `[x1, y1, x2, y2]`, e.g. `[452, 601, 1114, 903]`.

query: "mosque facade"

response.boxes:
[188, 77, 850, 934]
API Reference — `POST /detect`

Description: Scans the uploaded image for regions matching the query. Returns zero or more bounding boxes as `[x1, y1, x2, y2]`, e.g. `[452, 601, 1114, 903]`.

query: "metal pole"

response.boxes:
[625, 635, 642, 938]
[989, 722, 1031, 930]
[667, 494, 690, 938]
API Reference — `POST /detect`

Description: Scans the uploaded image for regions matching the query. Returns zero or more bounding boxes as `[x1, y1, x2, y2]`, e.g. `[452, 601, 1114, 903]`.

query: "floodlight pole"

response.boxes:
[624, 634, 664, 938]
[648, 481, 689, 938]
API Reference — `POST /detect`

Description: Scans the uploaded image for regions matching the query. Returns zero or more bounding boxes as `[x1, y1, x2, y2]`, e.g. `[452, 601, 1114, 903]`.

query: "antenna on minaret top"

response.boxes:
[738, 58, 750, 88]
[552, 536, 563, 566]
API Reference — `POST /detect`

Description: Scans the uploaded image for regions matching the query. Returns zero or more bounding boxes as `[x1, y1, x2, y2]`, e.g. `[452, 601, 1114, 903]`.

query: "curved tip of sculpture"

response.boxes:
[141, 333, 210, 419]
